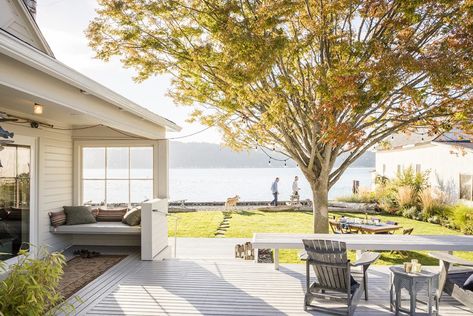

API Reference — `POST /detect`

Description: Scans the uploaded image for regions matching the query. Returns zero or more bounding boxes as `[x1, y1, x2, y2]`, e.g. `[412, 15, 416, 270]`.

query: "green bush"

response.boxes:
[0, 247, 67, 315]
[452, 204, 473, 235]
[336, 190, 376, 203]
[402, 206, 420, 220]
[393, 166, 429, 194]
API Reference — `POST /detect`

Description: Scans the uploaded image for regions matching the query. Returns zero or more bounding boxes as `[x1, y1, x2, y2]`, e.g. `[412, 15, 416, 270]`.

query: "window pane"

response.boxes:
[0, 146, 16, 177]
[106, 180, 129, 204]
[83, 148, 105, 178]
[130, 180, 153, 203]
[107, 148, 129, 179]
[130, 147, 153, 179]
[17, 147, 30, 177]
[0, 178, 16, 208]
[460, 174, 473, 200]
[83, 180, 105, 204]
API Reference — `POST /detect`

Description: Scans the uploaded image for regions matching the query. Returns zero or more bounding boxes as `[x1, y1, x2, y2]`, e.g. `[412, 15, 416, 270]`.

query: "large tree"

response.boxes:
[87, 0, 473, 232]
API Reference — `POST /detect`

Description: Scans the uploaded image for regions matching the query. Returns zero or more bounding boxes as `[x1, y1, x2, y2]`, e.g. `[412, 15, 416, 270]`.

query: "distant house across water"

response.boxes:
[375, 129, 473, 205]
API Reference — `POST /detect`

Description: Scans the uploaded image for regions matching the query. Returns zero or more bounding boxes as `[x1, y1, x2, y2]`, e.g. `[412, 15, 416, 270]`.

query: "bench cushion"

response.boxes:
[50, 222, 140, 235]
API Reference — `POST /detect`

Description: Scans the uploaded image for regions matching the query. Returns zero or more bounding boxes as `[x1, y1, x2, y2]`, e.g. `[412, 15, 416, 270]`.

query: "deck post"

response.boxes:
[274, 248, 279, 270]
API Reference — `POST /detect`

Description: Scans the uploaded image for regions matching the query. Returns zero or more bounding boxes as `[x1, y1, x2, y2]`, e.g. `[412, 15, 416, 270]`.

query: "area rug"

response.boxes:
[58, 255, 127, 300]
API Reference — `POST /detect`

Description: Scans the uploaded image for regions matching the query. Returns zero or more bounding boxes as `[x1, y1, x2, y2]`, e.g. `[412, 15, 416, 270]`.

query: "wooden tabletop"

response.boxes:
[346, 223, 402, 234]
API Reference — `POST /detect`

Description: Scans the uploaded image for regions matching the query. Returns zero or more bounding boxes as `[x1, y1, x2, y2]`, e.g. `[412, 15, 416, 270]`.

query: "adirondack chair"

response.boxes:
[429, 252, 473, 311]
[302, 239, 379, 315]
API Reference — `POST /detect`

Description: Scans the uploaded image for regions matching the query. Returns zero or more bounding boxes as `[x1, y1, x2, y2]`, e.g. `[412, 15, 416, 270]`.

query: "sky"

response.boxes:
[35, 0, 221, 143]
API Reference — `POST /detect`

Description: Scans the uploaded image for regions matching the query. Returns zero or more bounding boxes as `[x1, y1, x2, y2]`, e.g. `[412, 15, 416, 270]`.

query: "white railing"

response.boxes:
[141, 198, 169, 260]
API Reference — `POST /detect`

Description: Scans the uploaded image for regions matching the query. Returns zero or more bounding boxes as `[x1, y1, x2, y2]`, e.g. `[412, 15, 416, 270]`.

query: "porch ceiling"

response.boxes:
[0, 84, 99, 127]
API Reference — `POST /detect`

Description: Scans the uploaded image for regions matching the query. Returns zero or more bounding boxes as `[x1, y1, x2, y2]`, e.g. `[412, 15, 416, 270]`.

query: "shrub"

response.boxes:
[0, 247, 67, 315]
[336, 187, 376, 203]
[402, 206, 420, 220]
[373, 182, 398, 213]
[396, 186, 416, 209]
[393, 166, 429, 194]
[452, 204, 473, 235]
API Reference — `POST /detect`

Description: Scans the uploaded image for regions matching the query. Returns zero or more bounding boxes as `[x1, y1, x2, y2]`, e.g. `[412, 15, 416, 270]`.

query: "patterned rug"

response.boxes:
[58, 255, 127, 300]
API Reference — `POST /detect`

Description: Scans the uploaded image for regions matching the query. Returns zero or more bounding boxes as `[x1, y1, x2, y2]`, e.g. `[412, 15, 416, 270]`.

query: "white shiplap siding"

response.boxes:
[39, 135, 74, 251]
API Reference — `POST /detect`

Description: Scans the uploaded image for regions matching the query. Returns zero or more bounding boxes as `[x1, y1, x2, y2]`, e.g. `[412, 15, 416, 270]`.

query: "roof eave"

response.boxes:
[0, 30, 181, 132]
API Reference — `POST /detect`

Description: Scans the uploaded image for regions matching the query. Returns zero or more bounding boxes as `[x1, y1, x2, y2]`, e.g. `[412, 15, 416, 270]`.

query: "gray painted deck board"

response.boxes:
[59, 239, 472, 315]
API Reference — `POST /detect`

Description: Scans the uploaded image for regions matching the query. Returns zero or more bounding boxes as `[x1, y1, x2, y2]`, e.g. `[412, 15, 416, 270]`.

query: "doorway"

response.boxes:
[0, 144, 31, 260]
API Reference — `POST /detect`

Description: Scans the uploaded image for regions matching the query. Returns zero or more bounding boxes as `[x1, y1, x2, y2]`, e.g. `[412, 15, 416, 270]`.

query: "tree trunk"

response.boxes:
[312, 175, 330, 233]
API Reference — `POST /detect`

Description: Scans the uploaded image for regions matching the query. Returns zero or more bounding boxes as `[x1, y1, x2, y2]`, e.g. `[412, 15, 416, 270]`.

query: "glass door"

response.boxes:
[0, 145, 31, 260]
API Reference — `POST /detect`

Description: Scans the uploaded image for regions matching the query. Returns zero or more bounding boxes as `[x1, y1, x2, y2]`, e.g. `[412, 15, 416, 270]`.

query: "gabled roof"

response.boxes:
[0, 0, 54, 57]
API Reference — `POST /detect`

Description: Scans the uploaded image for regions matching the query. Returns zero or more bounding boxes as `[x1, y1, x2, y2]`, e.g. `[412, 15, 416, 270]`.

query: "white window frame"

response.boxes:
[74, 140, 160, 207]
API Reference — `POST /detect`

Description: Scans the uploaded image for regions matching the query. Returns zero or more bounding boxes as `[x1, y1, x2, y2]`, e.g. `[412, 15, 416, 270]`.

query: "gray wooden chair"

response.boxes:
[329, 219, 354, 234]
[429, 252, 473, 310]
[302, 239, 379, 315]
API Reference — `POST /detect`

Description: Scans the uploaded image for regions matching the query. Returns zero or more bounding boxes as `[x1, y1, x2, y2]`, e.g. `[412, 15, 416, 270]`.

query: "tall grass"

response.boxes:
[396, 186, 416, 209]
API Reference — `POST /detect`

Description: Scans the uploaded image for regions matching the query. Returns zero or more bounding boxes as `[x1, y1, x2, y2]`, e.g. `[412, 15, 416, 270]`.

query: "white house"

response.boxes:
[375, 130, 473, 204]
[0, 0, 180, 262]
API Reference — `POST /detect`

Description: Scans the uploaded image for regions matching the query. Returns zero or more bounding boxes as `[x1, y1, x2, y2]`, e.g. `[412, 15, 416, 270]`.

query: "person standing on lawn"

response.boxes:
[270, 177, 279, 206]
[292, 176, 300, 197]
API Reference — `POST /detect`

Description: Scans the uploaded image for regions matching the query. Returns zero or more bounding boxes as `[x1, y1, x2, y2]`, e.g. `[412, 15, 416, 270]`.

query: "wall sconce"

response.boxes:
[33, 103, 43, 114]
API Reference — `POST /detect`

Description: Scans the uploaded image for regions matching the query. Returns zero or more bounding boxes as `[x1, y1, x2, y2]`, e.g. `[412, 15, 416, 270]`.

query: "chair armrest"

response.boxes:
[299, 251, 308, 261]
[429, 252, 473, 267]
[351, 252, 380, 267]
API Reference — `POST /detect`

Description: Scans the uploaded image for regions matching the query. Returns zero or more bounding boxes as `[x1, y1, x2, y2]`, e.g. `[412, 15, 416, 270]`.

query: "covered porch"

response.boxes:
[0, 27, 179, 262]
[59, 238, 471, 315]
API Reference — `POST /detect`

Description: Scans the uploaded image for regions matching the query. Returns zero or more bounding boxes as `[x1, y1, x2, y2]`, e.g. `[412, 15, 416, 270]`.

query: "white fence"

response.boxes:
[141, 198, 169, 260]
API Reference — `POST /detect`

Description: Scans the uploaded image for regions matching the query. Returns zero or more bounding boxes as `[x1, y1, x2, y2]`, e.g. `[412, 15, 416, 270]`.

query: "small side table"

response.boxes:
[390, 266, 439, 315]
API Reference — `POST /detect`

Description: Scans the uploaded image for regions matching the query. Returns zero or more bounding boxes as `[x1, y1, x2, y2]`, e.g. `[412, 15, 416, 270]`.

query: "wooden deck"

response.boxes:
[61, 239, 472, 315]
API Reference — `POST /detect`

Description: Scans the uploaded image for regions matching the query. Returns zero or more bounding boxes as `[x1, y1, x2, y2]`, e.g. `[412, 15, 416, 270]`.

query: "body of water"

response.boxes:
[169, 167, 374, 202]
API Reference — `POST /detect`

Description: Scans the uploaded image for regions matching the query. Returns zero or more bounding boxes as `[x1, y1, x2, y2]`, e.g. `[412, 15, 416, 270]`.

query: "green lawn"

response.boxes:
[168, 211, 224, 237]
[169, 210, 473, 265]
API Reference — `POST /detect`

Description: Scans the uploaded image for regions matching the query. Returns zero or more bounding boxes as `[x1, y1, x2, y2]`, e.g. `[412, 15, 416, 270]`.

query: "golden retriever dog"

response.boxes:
[225, 195, 240, 208]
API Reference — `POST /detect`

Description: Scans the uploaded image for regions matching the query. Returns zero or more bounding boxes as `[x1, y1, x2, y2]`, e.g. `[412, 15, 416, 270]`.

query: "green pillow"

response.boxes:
[64, 206, 97, 225]
[122, 207, 141, 226]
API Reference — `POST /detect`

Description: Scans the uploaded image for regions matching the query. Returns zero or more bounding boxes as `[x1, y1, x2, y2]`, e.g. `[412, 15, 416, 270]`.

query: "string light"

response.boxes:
[259, 146, 291, 167]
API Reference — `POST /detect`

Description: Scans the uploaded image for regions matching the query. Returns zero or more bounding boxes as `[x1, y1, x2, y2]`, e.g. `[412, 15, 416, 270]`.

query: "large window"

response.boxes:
[0, 145, 30, 260]
[82, 147, 153, 206]
[460, 174, 473, 201]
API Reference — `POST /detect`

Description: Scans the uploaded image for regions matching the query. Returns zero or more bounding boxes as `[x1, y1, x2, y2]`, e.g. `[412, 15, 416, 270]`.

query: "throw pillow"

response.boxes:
[122, 207, 141, 226]
[96, 207, 127, 222]
[463, 273, 473, 291]
[49, 210, 67, 227]
[63, 206, 96, 225]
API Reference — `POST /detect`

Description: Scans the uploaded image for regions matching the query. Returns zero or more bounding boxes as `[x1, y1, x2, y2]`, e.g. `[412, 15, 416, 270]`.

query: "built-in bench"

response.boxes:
[50, 222, 140, 235]
[49, 199, 169, 260]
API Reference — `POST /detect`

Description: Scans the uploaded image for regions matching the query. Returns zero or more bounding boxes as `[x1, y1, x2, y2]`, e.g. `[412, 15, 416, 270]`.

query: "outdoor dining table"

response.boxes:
[345, 222, 402, 234]
[252, 233, 473, 270]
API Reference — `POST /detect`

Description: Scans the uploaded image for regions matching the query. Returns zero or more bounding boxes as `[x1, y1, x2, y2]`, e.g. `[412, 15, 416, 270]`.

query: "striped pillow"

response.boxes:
[49, 210, 66, 227]
[96, 208, 127, 222]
